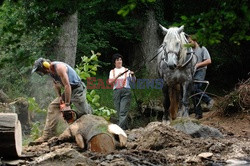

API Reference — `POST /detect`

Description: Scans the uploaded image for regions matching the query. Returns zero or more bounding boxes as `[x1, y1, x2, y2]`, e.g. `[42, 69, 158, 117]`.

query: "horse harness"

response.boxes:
[159, 43, 195, 70]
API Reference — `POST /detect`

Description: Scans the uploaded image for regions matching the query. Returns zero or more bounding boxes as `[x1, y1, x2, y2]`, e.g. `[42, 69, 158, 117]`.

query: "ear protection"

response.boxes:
[43, 61, 50, 69]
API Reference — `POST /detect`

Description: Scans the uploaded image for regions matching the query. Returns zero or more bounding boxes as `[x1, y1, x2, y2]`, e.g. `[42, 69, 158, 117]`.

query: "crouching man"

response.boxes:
[31, 58, 92, 144]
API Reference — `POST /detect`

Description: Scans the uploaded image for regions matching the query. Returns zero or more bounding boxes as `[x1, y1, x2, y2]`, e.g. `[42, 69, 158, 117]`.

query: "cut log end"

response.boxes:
[88, 133, 115, 153]
[0, 113, 22, 158]
[15, 120, 22, 156]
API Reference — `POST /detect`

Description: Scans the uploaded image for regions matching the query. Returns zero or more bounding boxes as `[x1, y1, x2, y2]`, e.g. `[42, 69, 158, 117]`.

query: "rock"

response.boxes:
[209, 142, 226, 153]
[172, 118, 223, 138]
[28, 148, 96, 166]
[185, 155, 200, 163]
[198, 152, 213, 159]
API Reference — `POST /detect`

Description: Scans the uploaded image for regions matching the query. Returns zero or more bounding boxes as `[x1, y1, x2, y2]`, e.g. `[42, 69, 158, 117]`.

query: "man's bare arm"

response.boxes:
[56, 64, 71, 105]
[196, 59, 211, 69]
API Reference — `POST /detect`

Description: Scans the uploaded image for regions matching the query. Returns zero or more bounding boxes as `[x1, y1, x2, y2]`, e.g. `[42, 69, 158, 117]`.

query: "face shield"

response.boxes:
[36, 70, 46, 76]
[31, 58, 48, 76]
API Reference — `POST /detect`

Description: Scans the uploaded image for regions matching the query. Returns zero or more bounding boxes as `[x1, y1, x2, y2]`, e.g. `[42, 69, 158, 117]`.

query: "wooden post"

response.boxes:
[0, 113, 22, 158]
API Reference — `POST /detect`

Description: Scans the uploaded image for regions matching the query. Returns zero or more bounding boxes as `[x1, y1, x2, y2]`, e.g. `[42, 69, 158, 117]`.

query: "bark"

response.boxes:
[9, 97, 31, 134]
[0, 113, 22, 158]
[133, 10, 161, 78]
[0, 89, 10, 103]
[54, 11, 78, 67]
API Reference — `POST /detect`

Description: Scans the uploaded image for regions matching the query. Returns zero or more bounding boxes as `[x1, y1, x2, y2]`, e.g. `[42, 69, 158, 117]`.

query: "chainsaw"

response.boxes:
[60, 102, 77, 124]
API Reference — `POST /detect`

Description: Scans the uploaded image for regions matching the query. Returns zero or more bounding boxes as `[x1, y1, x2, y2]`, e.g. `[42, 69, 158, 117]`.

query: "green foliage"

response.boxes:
[177, 0, 250, 46]
[76, 51, 117, 120]
[0, 0, 61, 97]
[77, 0, 142, 61]
[76, 51, 102, 109]
[22, 121, 42, 145]
[76, 51, 101, 80]
[30, 121, 42, 140]
[93, 106, 117, 121]
[27, 97, 47, 114]
[86, 89, 101, 108]
[118, 0, 156, 17]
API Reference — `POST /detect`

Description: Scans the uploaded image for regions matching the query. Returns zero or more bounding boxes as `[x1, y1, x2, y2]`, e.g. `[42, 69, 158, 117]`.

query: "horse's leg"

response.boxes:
[169, 84, 180, 120]
[181, 81, 192, 117]
[162, 84, 170, 122]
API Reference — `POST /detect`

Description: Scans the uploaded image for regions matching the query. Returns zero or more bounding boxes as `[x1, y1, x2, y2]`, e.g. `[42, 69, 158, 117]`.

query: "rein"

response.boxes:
[178, 52, 194, 68]
[161, 46, 194, 69]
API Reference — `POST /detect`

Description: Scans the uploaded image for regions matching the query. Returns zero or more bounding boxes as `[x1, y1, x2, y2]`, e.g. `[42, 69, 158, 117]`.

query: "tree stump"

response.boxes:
[0, 113, 22, 158]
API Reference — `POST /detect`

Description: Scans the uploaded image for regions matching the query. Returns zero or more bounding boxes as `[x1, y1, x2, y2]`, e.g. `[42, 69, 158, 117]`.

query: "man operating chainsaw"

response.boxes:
[31, 57, 92, 144]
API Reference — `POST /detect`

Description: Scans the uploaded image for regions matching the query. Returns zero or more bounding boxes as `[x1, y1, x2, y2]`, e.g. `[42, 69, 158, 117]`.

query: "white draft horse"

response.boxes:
[157, 25, 197, 121]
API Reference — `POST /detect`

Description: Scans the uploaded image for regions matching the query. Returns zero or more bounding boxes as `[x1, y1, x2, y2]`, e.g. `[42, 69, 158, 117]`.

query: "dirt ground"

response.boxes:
[1, 96, 249, 166]
[16, 106, 250, 166]
[200, 109, 250, 138]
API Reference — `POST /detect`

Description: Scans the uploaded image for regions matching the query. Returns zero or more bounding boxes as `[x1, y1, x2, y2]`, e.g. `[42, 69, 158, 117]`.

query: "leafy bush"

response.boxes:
[76, 51, 101, 109]
[30, 121, 42, 140]
[93, 106, 116, 121]
[27, 97, 47, 114]
[76, 51, 116, 120]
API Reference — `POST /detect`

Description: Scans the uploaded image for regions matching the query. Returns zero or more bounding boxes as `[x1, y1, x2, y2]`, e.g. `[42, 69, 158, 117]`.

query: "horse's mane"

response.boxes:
[164, 28, 188, 65]
[179, 32, 188, 65]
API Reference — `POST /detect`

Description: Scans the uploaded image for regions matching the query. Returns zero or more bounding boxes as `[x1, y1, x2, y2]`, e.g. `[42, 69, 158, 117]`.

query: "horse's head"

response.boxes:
[159, 25, 184, 70]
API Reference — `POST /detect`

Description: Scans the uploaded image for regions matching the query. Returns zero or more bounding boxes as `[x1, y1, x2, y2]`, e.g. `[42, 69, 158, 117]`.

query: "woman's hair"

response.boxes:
[112, 53, 123, 65]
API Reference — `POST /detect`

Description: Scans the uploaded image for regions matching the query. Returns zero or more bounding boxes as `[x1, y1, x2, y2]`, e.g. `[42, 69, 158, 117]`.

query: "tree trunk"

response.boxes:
[54, 11, 78, 67]
[9, 97, 31, 134]
[133, 10, 161, 78]
[0, 113, 22, 158]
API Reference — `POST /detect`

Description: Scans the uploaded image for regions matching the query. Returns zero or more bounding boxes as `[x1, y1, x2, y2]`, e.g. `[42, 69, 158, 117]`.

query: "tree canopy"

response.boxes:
[0, 0, 249, 97]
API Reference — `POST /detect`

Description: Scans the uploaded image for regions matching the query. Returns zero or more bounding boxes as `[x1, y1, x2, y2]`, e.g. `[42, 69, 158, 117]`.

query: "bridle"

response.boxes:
[161, 42, 194, 69]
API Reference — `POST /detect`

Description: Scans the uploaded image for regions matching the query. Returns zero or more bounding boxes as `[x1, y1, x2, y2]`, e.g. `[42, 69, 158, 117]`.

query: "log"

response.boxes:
[50, 114, 127, 153]
[0, 113, 22, 158]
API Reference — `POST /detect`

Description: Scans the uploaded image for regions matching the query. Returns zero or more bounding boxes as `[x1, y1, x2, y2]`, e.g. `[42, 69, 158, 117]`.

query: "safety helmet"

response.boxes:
[31, 58, 50, 76]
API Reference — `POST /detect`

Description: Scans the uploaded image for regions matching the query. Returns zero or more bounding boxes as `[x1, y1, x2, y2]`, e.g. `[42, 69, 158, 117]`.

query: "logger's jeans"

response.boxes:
[113, 88, 131, 130]
[43, 82, 92, 137]
[193, 69, 212, 116]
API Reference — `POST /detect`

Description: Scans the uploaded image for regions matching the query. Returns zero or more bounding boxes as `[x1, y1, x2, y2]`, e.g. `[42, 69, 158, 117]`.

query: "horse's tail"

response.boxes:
[169, 84, 180, 120]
